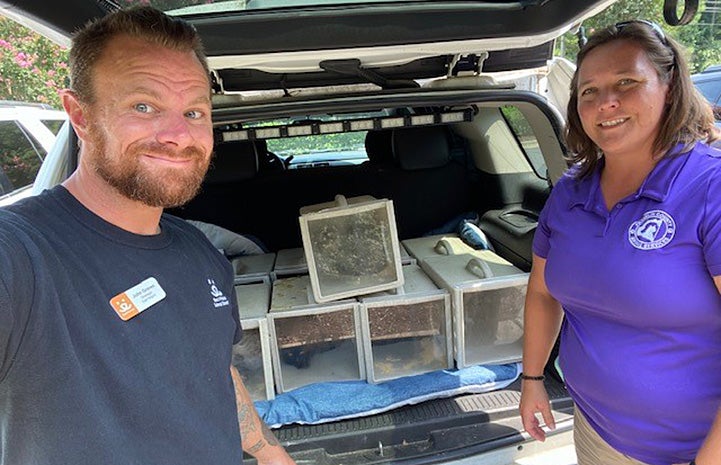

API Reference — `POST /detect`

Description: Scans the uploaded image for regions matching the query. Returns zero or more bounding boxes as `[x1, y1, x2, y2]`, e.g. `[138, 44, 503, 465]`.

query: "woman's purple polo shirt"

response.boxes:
[534, 143, 721, 465]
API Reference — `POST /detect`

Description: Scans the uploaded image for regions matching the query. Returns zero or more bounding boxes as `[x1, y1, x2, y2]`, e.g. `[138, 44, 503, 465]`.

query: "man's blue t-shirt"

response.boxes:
[0, 186, 243, 465]
[534, 143, 721, 465]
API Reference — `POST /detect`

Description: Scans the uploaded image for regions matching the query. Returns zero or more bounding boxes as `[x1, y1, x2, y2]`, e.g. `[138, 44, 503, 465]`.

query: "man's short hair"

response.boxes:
[69, 6, 209, 103]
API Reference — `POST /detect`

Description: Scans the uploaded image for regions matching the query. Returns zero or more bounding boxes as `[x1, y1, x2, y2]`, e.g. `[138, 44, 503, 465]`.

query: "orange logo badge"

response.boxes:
[109, 277, 166, 321]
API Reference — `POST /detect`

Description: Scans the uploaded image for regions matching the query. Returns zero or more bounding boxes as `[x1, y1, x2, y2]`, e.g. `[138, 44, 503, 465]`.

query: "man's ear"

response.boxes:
[60, 89, 91, 141]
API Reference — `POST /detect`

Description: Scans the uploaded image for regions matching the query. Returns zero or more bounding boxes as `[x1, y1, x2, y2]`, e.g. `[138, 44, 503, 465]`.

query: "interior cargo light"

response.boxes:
[287, 125, 314, 137]
[381, 118, 406, 129]
[410, 114, 435, 125]
[223, 130, 249, 142]
[379, 117, 405, 129]
[440, 111, 467, 123]
[349, 119, 374, 131]
[319, 122, 344, 134]
[219, 109, 474, 142]
[255, 127, 282, 139]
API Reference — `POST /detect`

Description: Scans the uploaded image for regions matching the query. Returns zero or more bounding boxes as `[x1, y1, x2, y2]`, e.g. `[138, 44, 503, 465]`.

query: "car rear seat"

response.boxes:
[173, 140, 261, 229]
[363, 129, 394, 168]
[381, 125, 480, 239]
[204, 140, 260, 185]
[177, 126, 489, 251]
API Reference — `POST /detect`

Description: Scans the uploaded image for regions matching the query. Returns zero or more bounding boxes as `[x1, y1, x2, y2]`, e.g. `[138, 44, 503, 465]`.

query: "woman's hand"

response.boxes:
[519, 380, 556, 442]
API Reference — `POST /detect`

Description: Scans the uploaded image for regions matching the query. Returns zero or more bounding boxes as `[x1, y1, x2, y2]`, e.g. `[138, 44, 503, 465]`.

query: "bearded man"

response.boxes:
[0, 7, 295, 465]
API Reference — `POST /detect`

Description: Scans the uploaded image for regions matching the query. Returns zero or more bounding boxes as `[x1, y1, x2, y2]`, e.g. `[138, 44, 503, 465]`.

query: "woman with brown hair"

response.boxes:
[520, 21, 721, 465]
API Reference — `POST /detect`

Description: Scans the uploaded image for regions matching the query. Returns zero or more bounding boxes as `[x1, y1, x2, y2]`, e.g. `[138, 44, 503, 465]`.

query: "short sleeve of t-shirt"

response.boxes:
[701, 164, 721, 276]
[533, 173, 576, 259]
[229, 283, 242, 344]
[533, 168, 586, 260]
[533, 200, 552, 259]
[0, 220, 34, 382]
[0, 268, 13, 380]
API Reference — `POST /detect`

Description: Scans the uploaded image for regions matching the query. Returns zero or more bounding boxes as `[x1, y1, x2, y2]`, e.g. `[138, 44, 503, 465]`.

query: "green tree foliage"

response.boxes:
[1, 0, 720, 107]
[0, 2, 226, 108]
[555, 0, 721, 73]
[0, 17, 68, 108]
[267, 132, 366, 157]
[555, 0, 665, 60]
[675, 3, 721, 72]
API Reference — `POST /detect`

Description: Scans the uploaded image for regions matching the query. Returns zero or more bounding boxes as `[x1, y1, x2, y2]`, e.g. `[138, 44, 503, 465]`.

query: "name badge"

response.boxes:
[109, 277, 166, 321]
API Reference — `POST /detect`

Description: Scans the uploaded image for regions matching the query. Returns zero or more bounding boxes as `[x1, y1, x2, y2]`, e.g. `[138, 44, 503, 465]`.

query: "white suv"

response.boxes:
[0, 101, 67, 205]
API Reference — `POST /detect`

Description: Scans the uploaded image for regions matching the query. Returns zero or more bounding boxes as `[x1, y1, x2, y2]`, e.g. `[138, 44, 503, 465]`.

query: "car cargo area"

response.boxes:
[168, 87, 570, 463]
[175, 88, 564, 266]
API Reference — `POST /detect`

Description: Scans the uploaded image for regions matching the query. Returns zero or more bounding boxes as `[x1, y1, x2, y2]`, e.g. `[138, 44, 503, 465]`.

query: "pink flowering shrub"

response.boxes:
[0, 17, 68, 108]
[1, 2, 220, 108]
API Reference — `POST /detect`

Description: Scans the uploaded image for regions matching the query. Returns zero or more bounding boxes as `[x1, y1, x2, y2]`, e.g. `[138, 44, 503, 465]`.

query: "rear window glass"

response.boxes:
[266, 132, 367, 168]
[42, 119, 65, 136]
[499, 105, 547, 179]
[0, 120, 44, 195]
[119, 0, 505, 15]
[239, 111, 392, 167]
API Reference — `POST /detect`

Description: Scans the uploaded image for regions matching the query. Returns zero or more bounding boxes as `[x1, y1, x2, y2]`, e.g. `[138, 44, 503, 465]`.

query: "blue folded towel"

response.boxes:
[256, 363, 520, 427]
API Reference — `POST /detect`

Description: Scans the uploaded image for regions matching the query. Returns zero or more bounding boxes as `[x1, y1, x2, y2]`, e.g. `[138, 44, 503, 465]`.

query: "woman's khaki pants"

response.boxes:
[574, 406, 689, 465]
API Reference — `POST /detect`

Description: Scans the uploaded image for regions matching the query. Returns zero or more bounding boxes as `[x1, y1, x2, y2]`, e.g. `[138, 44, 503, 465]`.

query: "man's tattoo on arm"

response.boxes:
[247, 440, 265, 454]
[245, 424, 278, 456]
[237, 404, 258, 437]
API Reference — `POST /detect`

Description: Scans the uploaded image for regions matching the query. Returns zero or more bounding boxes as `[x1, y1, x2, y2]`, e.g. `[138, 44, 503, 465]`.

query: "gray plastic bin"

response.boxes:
[231, 252, 276, 284]
[359, 265, 452, 382]
[420, 253, 528, 368]
[269, 275, 364, 392]
[232, 282, 274, 400]
[299, 195, 404, 302]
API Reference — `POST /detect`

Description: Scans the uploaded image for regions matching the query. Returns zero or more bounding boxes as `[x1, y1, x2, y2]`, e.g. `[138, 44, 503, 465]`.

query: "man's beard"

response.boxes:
[85, 123, 210, 208]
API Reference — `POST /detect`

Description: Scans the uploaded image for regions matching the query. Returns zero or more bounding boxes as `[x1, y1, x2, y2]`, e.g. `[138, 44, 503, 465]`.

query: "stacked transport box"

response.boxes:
[230, 195, 528, 400]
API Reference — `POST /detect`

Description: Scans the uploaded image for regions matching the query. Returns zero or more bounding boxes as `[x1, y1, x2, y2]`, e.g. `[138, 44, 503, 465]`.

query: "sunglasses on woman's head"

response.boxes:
[615, 20, 668, 45]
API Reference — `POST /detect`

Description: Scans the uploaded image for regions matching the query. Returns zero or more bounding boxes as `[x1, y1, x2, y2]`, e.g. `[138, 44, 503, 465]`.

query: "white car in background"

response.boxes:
[0, 100, 67, 205]
[692, 65, 721, 128]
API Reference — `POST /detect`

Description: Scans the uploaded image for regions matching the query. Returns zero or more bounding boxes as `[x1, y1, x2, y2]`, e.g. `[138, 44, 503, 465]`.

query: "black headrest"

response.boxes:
[364, 130, 394, 165]
[204, 140, 259, 185]
[392, 126, 451, 170]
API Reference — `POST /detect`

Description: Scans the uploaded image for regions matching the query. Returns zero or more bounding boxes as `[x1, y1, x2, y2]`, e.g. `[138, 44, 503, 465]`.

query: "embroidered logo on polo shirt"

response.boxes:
[628, 210, 676, 250]
[207, 278, 230, 308]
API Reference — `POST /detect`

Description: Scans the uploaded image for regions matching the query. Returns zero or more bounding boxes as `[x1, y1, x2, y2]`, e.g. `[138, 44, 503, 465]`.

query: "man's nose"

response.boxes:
[155, 113, 194, 147]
